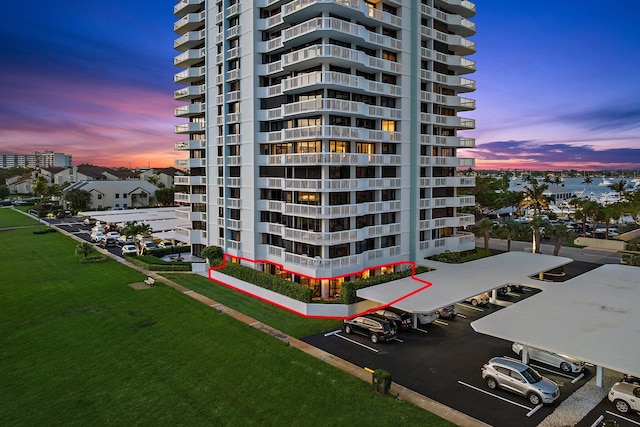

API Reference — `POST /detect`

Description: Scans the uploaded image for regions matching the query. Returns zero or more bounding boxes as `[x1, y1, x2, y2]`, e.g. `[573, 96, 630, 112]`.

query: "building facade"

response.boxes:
[0, 151, 72, 169]
[173, 0, 477, 294]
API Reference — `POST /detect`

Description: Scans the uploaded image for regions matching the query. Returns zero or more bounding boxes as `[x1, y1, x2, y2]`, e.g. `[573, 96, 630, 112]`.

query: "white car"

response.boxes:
[512, 343, 585, 373]
[417, 311, 438, 325]
[609, 381, 640, 414]
[91, 231, 105, 242]
[158, 241, 173, 249]
[465, 293, 490, 306]
[121, 245, 137, 255]
[106, 231, 120, 240]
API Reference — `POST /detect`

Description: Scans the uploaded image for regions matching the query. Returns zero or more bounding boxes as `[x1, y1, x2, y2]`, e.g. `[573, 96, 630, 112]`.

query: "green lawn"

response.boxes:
[0, 207, 40, 228]
[0, 208, 455, 426]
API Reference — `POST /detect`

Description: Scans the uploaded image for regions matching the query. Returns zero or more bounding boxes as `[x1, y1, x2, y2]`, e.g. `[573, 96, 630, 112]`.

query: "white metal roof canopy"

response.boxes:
[471, 264, 640, 377]
[357, 252, 572, 314]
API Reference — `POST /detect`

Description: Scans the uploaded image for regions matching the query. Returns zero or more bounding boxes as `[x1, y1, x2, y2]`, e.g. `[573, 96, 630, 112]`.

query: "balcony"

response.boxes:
[174, 30, 205, 51]
[174, 122, 205, 134]
[174, 104, 205, 118]
[437, 0, 476, 18]
[174, 66, 204, 84]
[421, 113, 476, 130]
[175, 226, 208, 246]
[428, 176, 476, 187]
[174, 192, 207, 204]
[420, 91, 475, 112]
[176, 209, 207, 222]
[281, 71, 401, 97]
[431, 195, 475, 208]
[282, 44, 400, 75]
[270, 125, 400, 144]
[283, 0, 402, 29]
[174, 11, 205, 35]
[174, 48, 204, 67]
[174, 140, 206, 151]
[174, 175, 207, 186]
[261, 152, 401, 167]
[421, 70, 476, 93]
[174, 85, 205, 101]
[174, 158, 206, 169]
[280, 98, 400, 120]
[174, 0, 203, 18]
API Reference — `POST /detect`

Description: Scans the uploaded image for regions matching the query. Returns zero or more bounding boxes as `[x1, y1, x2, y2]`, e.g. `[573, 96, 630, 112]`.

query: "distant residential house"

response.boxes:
[139, 167, 183, 188]
[6, 175, 33, 194]
[37, 167, 67, 185]
[63, 180, 159, 210]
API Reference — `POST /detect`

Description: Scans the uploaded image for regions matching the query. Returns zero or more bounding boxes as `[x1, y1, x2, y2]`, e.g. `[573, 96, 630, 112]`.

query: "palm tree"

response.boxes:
[544, 224, 575, 256]
[530, 216, 548, 254]
[494, 219, 524, 251]
[582, 174, 593, 184]
[472, 218, 494, 250]
[75, 242, 95, 261]
[32, 176, 49, 202]
[122, 220, 153, 256]
[519, 178, 550, 216]
[580, 200, 601, 236]
[607, 179, 627, 201]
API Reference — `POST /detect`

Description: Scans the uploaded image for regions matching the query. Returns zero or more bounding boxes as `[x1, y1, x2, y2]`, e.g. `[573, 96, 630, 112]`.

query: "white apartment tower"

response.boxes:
[173, 0, 477, 295]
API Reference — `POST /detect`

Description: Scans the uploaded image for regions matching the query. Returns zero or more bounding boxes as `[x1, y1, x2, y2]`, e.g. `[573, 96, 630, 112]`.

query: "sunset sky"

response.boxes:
[1, 1, 638, 170]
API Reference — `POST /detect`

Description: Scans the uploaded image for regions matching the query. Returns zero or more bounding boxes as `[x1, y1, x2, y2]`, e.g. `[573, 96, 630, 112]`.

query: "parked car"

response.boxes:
[373, 307, 412, 329]
[91, 231, 105, 242]
[511, 343, 585, 373]
[117, 235, 133, 246]
[142, 242, 157, 251]
[158, 241, 174, 249]
[106, 231, 120, 240]
[608, 381, 640, 413]
[622, 374, 640, 385]
[481, 357, 560, 405]
[465, 292, 490, 306]
[121, 245, 137, 255]
[342, 315, 397, 343]
[99, 237, 117, 248]
[435, 304, 456, 319]
[417, 311, 438, 325]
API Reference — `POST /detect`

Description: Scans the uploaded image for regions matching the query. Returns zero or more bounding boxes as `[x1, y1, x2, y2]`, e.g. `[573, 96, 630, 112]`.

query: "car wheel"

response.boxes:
[435, 311, 441, 319]
[528, 393, 542, 405]
[471, 299, 478, 306]
[344, 325, 352, 334]
[370, 334, 379, 344]
[560, 362, 571, 373]
[485, 377, 497, 390]
[614, 399, 630, 413]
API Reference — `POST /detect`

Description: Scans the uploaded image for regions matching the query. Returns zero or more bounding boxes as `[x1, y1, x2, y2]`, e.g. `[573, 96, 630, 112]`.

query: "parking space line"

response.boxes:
[456, 313, 467, 319]
[457, 381, 532, 411]
[391, 337, 404, 343]
[526, 404, 543, 417]
[606, 410, 640, 426]
[571, 372, 585, 384]
[460, 304, 484, 312]
[335, 333, 379, 353]
[414, 328, 429, 334]
[433, 319, 448, 326]
[324, 329, 341, 337]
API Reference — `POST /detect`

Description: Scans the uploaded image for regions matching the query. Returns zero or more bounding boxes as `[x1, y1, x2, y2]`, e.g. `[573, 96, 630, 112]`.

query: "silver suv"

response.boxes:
[481, 357, 560, 405]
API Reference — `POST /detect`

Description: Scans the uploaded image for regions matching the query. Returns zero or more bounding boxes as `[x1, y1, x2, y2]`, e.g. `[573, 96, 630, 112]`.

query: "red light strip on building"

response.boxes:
[208, 254, 433, 320]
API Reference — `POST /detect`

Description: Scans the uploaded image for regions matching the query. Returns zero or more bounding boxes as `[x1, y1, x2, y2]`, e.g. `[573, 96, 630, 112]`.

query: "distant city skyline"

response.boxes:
[0, 1, 638, 170]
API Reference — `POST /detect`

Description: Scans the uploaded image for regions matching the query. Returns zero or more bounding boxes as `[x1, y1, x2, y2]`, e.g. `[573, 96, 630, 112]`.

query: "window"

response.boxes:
[115, 193, 119, 199]
[356, 142, 375, 154]
[330, 140, 350, 153]
[382, 120, 395, 133]
[329, 243, 350, 259]
[382, 51, 397, 62]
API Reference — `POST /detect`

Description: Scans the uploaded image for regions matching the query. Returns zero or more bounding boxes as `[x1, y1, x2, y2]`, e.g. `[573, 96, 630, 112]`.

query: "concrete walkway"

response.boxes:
[40, 213, 487, 427]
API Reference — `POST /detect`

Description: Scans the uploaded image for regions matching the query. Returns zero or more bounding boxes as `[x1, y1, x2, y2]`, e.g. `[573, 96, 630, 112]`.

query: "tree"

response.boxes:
[607, 179, 627, 201]
[121, 221, 153, 255]
[65, 188, 91, 211]
[501, 191, 524, 218]
[472, 218, 494, 250]
[75, 242, 95, 261]
[603, 203, 624, 239]
[201, 246, 224, 264]
[530, 216, 548, 254]
[519, 178, 550, 216]
[494, 219, 524, 251]
[580, 200, 601, 235]
[32, 176, 49, 200]
[582, 174, 593, 184]
[0, 185, 9, 199]
[544, 224, 576, 256]
[48, 183, 63, 200]
[154, 187, 176, 206]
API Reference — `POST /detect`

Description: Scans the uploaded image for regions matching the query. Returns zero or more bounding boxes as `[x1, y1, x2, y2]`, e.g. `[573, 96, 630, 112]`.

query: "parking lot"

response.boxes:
[303, 288, 637, 427]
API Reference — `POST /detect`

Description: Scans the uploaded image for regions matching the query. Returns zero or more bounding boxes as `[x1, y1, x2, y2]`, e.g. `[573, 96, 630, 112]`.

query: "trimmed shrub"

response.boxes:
[124, 254, 191, 272]
[217, 262, 313, 303]
[340, 266, 431, 304]
[372, 369, 392, 394]
[33, 228, 57, 235]
[430, 248, 491, 264]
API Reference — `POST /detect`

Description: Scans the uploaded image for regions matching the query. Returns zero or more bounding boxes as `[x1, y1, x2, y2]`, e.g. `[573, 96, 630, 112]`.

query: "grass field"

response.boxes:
[0, 208, 455, 426]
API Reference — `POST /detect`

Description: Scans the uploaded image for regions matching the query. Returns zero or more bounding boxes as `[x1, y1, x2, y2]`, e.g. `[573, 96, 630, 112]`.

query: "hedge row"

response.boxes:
[217, 261, 314, 303]
[430, 248, 491, 264]
[124, 254, 192, 272]
[340, 265, 431, 305]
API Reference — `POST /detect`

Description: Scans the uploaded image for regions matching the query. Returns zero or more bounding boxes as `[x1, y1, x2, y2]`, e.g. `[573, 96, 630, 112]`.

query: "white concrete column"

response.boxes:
[321, 280, 329, 300]
[522, 345, 530, 364]
[490, 289, 498, 304]
[596, 365, 604, 387]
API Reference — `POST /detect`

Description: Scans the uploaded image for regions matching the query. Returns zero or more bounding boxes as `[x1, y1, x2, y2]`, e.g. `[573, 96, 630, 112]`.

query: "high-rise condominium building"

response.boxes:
[173, 0, 477, 296]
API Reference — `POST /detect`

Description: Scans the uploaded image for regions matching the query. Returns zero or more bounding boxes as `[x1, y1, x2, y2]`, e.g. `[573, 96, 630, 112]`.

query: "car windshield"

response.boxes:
[521, 367, 543, 383]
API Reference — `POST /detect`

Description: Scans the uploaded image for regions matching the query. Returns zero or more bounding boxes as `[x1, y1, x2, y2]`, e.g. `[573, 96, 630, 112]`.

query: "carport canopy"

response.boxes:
[357, 251, 571, 315]
[471, 263, 640, 378]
